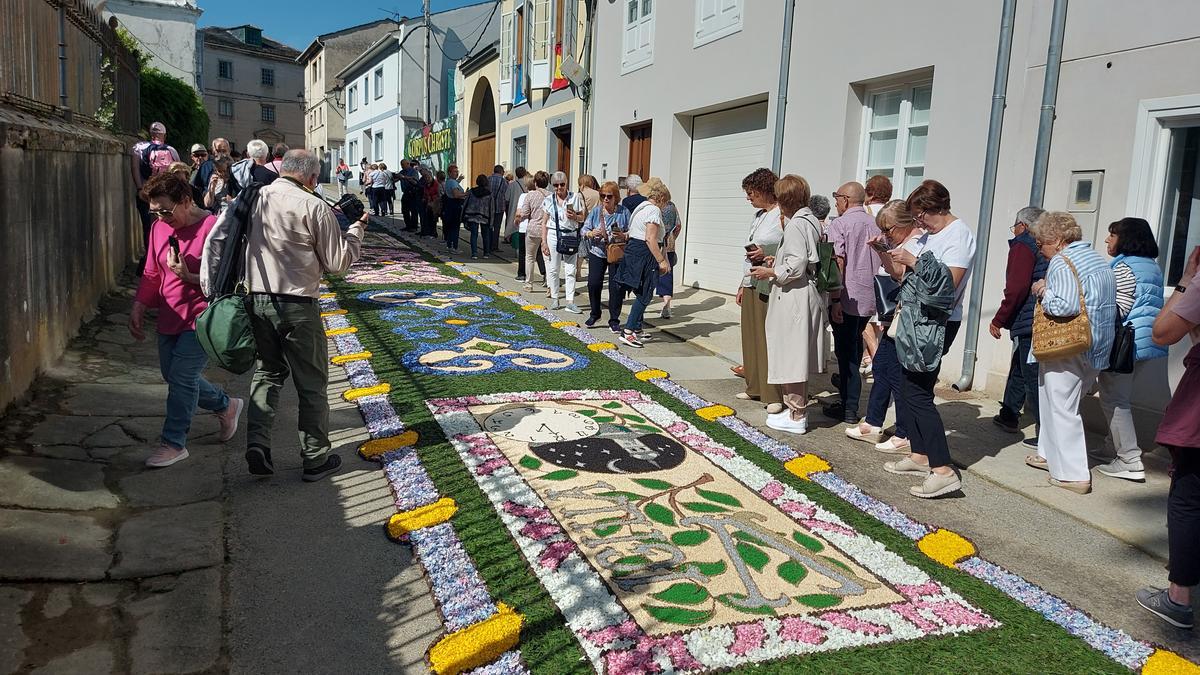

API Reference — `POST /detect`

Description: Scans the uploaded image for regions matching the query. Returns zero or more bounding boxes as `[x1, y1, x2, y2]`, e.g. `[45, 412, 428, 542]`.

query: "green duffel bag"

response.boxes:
[195, 291, 257, 374]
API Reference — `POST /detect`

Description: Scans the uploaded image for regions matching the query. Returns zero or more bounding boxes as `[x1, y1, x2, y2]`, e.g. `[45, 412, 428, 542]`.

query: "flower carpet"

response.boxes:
[322, 229, 1188, 674]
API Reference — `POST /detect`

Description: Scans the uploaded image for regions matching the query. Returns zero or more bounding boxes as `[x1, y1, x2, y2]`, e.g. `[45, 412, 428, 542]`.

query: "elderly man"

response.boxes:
[824, 181, 878, 424]
[398, 159, 423, 231]
[622, 174, 646, 212]
[989, 206, 1047, 447]
[242, 149, 368, 482]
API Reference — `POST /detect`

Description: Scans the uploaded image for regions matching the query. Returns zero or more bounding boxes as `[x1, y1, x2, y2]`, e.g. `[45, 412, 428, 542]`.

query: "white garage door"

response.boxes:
[681, 102, 770, 293]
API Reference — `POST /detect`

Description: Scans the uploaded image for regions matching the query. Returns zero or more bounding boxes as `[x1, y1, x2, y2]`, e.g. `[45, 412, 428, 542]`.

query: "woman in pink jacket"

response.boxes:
[130, 173, 243, 468]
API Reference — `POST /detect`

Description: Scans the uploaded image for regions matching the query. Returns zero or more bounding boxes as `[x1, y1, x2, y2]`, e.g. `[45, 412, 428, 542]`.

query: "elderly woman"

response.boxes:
[129, 173, 242, 468]
[749, 175, 824, 434]
[882, 179, 976, 498]
[1095, 218, 1166, 482]
[735, 168, 784, 413]
[613, 178, 672, 347]
[541, 171, 585, 313]
[581, 181, 629, 330]
[1026, 211, 1117, 494]
[848, 200, 922, 451]
[203, 156, 233, 215]
[462, 174, 493, 259]
[655, 201, 683, 319]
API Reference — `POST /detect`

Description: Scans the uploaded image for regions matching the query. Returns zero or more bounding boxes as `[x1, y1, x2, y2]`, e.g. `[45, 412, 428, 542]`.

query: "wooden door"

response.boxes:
[553, 125, 572, 178]
[470, 133, 495, 184]
[628, 123, 651, 179]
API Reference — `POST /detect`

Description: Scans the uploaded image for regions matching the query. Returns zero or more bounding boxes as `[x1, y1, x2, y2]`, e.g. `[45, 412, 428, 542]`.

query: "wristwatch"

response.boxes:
[1177, 284, 1189, 294]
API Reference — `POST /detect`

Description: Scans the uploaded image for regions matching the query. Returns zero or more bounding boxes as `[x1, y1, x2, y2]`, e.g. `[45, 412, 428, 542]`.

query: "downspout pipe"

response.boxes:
[770, 0, 796, 174]
[58, 3, 70, 110]
[580, 0, 596, 173]
[1029, 0, 1069, 207]
[952, 0, 1018, 392]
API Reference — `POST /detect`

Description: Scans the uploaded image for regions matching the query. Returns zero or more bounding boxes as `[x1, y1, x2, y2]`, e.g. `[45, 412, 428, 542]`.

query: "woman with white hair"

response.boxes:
[540, 170, 585, 314]
[1027, 211, 1117, 494]
[246, 139, 279, 185]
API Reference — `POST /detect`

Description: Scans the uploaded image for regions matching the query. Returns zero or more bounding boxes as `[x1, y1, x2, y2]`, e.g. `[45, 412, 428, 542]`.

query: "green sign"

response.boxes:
[406, 115, 457, 171]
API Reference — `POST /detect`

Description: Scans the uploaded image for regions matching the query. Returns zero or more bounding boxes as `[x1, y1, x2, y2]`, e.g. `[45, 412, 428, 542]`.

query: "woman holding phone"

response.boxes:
[735, 168, 784, 414]
[129, 172, 243, 469]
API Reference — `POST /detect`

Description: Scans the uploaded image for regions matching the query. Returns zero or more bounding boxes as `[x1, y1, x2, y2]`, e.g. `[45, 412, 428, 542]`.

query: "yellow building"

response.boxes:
[456, 41, 501, 181]
[476, 0, 587, 180]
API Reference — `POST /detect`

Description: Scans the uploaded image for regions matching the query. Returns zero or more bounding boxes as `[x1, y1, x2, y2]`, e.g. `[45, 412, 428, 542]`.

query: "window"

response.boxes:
[622, 0, 654, 74]
[531, 0, 551, 88]
[1159, 126, 1200, 285]
[348, 85, 358, 112]
[860, 82, 932, 197]
[218, 60, 233, 79]
[374, 131, 384, 160]
[513, 135, 527, 169]
[694, 0, 741, 47]
[374, 68, 384, 99]
[349, 140, 358, 164]
[218, 99, 233, 118]
[363, 77, 369, 105]
[261, 68, 274, 86]
[261, 104, 275, 123]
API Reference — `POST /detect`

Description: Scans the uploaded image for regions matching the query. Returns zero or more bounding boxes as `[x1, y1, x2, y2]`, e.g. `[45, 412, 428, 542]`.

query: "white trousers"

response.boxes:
[1098, 363, 1145, 464]
[544, 229, 578, 301]
[1037, 354, 1099, 482]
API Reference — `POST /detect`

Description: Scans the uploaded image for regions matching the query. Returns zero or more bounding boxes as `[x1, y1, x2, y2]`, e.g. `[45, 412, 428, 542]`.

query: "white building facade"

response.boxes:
[587, 0, 1200, 431]
[104, 0, 202, 89]
[339, 2, 499, 177]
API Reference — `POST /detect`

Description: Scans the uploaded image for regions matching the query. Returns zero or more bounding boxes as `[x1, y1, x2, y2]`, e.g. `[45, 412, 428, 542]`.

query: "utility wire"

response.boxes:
[429, 0, 501, 62]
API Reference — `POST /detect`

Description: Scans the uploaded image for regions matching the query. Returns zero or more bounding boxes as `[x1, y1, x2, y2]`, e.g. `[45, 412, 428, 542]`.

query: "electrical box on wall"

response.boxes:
[1068, 171, 1104, 243]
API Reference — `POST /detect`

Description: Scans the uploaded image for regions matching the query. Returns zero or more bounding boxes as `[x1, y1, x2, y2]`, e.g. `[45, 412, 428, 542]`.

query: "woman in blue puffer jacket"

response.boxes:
[1096, 218, 1166, 483]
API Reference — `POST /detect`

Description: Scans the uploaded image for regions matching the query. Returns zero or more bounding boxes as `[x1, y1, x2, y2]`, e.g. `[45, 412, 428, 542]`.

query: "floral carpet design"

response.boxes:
[320, 228, 1187, 675]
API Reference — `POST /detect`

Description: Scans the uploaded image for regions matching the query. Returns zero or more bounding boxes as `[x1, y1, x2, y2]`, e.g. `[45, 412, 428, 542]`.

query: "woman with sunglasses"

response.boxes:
[129, 173, 243, 469]
[540, 171, 585, 314]
[612, 178, 673, 347]
[581, 181, 630, 329]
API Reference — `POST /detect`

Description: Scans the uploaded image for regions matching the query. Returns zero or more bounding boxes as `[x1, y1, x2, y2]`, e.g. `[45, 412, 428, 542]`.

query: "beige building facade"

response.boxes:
[198, 26, 303, 154]
[297, 20, 396, 181]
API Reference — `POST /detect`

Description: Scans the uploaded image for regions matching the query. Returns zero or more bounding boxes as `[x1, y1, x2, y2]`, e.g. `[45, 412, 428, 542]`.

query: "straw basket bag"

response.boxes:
[1032, 255, 1092, 361]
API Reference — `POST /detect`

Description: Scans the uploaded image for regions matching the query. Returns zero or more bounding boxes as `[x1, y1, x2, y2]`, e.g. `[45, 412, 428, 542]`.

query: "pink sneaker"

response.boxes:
[146, 443, 189, 468]
[218, 397, 244, 442]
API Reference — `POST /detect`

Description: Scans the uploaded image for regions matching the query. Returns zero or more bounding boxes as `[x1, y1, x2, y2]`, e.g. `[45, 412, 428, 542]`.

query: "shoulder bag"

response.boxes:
[801, 214, 841, 293]
[553, 196, 581, 256]
[1106, 316, 1135, 373]
[1032, 255, 1092, 361]
[196, 183, 263, 374]
[874, 274, 902, 322]
[605, 208, 629, 263]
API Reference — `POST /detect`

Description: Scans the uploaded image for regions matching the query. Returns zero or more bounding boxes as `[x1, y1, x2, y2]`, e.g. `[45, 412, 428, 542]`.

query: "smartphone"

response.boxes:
[744, 244, 758, 252]
[167, 235, 180, 256]
[869, 239, 891, 253]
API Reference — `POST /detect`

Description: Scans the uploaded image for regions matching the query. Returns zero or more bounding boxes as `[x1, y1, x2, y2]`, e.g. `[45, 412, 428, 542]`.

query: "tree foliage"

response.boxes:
[139, 67, 210, 153]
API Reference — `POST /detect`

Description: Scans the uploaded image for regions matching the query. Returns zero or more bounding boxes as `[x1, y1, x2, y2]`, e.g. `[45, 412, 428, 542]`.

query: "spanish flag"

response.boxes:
[551, 42, 569, 91]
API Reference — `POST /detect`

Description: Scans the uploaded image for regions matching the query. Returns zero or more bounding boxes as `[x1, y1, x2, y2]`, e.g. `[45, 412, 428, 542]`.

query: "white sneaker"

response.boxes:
[875, 437, 910, 454]
[767, 412, 807, 435]
[563, 303, 583, 314]
[846, 423, 883, 444]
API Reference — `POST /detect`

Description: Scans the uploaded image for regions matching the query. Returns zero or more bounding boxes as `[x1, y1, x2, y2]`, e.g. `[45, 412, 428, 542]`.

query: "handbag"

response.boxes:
[553, 196, 581, 256]
[1106, 317, 1135, 374]
[607, 230, 628, 263]
[1032, 255, 1092, 361]
[800, 215, 841, 293]
[874, 273, 902, 322]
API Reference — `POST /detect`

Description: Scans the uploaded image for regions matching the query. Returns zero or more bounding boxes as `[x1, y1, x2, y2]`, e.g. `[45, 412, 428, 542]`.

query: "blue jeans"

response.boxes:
[1001, 334, 1039, 425]
[465, 221, 481, 256]
[623, 287, 651, 332]
[157, 331, 229, 449]
[865, 333, 908, 438]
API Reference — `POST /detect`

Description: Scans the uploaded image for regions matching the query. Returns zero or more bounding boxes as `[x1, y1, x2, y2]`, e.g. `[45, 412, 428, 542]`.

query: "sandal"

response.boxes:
[1025, 454, 1048, 471]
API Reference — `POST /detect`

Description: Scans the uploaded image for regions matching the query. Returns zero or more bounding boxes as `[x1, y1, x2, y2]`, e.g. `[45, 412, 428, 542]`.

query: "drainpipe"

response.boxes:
[58, 2, 69, 110]
[580, 0, 596, 173]
[952, 0, 1018, 392]
[770, 0, 795, 173]
[1029, 0, 1068, 207]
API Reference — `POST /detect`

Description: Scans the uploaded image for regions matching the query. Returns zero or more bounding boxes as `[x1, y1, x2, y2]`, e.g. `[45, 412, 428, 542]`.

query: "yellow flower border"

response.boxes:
[695, 404, 735, 421]
[917, 529, 978, 568]
[343, 383, 391, 401]
[1142, 649, 1200, 675]
[325, 326, 358, 337]
[634, 368, 669, 381]
[358, 430, 420, 460]
[784, 454, 832, 480]
[330, 351, 372, 365]
[586, 342, 616, 352]
[387, 497, 458, 539]
[428, 603, 523, 675]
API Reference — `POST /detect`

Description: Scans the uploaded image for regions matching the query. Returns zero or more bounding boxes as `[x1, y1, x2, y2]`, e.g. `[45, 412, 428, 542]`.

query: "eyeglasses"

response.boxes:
[601, 194, 616, 200]
[552, 182, 567, 187]
[832, 193, 848, 200]
[192, 152, 207, 157]
[149, 206, 176, 218]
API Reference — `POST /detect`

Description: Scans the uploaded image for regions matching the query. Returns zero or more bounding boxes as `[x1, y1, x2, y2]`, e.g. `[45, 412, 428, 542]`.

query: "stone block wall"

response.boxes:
[0, 105, 141, 410]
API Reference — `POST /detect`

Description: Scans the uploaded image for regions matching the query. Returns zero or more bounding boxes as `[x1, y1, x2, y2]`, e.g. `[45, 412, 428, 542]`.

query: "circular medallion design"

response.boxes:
[483, 406, 600, 443]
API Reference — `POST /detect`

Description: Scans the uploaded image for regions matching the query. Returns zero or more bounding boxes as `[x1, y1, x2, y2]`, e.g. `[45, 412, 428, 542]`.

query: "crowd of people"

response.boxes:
[356, 160, 683, 344]
[126, 124, 1198, 630]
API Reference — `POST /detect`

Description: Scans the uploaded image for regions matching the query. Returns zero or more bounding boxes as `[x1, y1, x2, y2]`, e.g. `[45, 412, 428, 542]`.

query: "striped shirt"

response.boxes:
[1113, 262, 1137, 317]
[1038, 241, 1117, 370]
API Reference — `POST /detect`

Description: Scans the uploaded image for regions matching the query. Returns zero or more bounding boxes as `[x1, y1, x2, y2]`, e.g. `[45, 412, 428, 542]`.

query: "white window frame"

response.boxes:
[218, 99, 233, 118]
[857, 81, 933, 197]
[499, 10, 514, 105]
[348, 140, 358, 164]
[261, 104, 275, 123]
[693, 0, 742, 48]
[348, 85, 358, 113]
[530, 0, 552, 88]
[261, 67, 274, 86]
[374, 131, 384, 161]
[621, 0, 655, 75]
[363, 77, 369, 106]
[373, 68, 384, 99]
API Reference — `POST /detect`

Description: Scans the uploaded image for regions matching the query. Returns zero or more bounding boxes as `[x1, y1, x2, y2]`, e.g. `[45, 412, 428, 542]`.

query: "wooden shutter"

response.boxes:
[499, 11, 514, 105]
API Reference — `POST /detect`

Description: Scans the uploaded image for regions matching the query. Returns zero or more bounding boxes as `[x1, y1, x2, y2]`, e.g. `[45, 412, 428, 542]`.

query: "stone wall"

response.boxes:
[0, 105, 141, 410]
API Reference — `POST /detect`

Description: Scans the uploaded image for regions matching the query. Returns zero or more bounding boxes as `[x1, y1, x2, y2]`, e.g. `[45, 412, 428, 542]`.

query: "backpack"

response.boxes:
[140, 142, 174, 180]
[196, 182, 264, 374]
